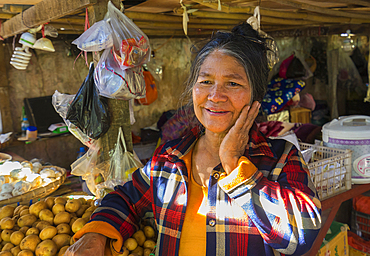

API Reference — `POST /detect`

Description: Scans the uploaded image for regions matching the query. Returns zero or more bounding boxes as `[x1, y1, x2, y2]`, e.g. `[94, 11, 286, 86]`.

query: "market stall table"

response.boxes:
[303, 183, 370, 256]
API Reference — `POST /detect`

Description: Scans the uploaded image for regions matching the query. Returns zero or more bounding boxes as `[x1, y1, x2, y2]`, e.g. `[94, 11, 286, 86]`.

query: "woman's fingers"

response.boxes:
[65, 233, 106, 256]
[242, 101, 260, 130]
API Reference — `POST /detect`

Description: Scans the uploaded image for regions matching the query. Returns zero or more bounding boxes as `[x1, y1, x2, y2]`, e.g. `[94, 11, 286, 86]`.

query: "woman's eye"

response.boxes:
[200, 80, 211, 85]
[229, 82, 240, 87]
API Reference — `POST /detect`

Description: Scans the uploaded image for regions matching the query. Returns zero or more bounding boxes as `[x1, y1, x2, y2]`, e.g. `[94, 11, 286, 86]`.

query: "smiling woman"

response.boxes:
[192, 51, 252, 135]
[67, 22, 321, 256]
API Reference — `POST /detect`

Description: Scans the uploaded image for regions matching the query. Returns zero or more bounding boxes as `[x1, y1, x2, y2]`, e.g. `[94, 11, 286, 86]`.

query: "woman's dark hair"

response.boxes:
[180, 22, 270, 108]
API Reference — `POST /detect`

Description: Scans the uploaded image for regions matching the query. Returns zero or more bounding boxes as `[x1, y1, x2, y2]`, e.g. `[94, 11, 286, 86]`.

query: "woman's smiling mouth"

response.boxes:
[205, 108, 228, 114]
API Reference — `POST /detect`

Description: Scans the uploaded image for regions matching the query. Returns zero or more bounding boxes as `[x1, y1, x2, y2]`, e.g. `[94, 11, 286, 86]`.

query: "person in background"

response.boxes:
[66, 22, 321, 256]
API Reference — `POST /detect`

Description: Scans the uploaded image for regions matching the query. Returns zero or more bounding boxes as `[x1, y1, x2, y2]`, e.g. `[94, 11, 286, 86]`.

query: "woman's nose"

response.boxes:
[208, 84, 227, 102]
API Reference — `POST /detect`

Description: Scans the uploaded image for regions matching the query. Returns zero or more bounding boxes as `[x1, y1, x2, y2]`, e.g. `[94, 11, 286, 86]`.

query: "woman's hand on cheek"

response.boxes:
[219, 101, 260, 174]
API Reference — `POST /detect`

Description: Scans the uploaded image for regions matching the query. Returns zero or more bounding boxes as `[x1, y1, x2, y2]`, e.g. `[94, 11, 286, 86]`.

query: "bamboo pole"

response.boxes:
[308, 0, 370, 8]
[0, 0, 97, 39]
[135, 21, 232, 30]
[176, 9, 317, 25]
[86, 0, 133, 163]
[191, 1, 370, 24]
[270, 0, 370, 20]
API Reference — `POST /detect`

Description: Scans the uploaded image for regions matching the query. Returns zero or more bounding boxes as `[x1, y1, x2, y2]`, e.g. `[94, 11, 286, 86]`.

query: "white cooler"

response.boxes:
[322, 115, 370, 184]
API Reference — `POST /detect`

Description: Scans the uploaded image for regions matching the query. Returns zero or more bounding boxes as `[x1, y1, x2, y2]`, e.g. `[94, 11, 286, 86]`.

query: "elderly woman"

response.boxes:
[67, 22, 321, 256]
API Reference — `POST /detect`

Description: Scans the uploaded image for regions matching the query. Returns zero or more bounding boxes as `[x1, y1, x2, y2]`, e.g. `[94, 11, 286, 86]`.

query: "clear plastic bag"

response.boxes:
[94, 48, 146, 100]
[108, 127, 143, 182]
[72, 20, 113, 52]
[71, 139, 110, 195]
[106, 1, 150, 68]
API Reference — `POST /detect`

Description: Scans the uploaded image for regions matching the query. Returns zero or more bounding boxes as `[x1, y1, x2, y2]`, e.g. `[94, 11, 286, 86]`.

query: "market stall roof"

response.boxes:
[0, 0, 370, 38]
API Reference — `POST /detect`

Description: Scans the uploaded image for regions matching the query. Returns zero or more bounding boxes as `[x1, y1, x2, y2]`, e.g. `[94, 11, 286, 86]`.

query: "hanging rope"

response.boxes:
[0, 20, 4, 41]
[74, 8, 90, 68]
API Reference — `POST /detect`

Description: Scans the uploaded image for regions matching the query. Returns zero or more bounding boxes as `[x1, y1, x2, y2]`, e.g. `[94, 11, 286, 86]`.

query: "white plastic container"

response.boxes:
[322, 115, 370, 184]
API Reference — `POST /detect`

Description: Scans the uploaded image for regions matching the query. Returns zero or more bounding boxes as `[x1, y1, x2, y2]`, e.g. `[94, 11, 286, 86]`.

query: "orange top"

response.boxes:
[179, 148, 207, 256]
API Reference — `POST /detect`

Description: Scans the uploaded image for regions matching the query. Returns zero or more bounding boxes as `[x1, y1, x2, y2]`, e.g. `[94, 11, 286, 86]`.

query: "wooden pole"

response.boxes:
[181, 10, 317, 25]
[365, 38, 370, 103]
[270, 0, 370, 20]
[327, 38, 339, 119]
[0, 0, 97, 39]
[0, 44, 13, 133]
[190, 1, 370, 24]
[87, 0, 133, 163]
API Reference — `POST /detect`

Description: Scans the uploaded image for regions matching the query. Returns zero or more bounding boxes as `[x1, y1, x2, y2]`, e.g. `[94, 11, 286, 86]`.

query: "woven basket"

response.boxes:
[0, 166, 67, 207]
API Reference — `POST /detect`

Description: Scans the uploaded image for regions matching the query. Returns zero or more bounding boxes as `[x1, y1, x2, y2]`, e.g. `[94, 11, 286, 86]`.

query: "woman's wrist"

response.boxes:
[220, 155, 240, 174]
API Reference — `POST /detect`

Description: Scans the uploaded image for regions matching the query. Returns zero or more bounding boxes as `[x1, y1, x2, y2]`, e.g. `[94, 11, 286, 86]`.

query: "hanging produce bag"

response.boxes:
[108, 127, 143, 181]
[136, 70, 157, 105]
[96, 127, 143, 198]
[66, 62, 110, 139]
[71, 139, 109, 195]
[106, 1, 150, 68]
[94, 48, 146, 100]
[72, 20, 113, 52]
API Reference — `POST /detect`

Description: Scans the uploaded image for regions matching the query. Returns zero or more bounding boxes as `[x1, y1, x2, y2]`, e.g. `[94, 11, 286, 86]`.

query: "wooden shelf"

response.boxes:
[304, 184, 370, 256]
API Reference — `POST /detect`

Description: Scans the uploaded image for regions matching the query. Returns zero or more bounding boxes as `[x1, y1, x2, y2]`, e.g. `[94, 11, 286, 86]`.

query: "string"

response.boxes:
[152, 35, 174, 53]
[0, 20, 4, 41]
[180, 0, 189, 35]
[73, 8, 90, 69]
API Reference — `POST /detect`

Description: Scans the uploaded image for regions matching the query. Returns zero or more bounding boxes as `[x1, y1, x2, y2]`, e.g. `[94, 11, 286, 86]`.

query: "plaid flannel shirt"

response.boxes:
[86, 123, 321, 256]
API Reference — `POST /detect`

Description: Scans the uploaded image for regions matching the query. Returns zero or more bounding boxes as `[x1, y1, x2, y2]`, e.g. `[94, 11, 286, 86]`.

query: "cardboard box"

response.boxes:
[317, 221, 349, 256]
[350, 246, 370, 256]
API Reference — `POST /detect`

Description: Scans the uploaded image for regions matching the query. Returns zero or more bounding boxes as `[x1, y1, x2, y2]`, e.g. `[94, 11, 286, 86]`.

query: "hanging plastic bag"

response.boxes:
[94, 48, 146, 100]
[108, 127, 143, 182]
[106, 1, 150, 68]
[52, 90, 96, 148]
[136, 70, 157, 105]
[71, 139, 110, 195]
[72, 20, 113, 52]
[66, 62, 110, 140]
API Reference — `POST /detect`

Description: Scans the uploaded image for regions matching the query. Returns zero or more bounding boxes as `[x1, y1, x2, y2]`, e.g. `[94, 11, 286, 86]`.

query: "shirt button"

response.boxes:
[209, 219, 216, 227]
[213, 172, 220, 179]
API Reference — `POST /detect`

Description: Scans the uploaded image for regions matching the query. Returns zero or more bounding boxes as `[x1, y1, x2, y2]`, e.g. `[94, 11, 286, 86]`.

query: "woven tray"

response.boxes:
[0, 166, 67, 207]
[0, 136, 13, 150]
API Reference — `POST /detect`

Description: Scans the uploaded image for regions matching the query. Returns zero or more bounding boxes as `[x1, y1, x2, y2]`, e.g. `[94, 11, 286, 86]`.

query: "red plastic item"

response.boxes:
[279, 54, 294, 79]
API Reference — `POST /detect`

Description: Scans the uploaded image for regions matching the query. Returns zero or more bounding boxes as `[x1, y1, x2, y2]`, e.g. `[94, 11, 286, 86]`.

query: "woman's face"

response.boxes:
[193, 50, 252, 135]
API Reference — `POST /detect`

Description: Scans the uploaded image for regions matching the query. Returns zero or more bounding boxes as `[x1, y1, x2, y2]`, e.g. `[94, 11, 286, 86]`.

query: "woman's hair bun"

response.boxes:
[231, 22, 260, 39]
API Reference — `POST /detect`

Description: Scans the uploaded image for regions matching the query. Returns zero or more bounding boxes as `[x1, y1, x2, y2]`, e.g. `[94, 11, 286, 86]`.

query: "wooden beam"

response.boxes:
[0, 1, 42, 4]
[126, 11, 182, 23]
[135, 21, 233, 30]
[308, 0, 370, 8]
[0, 13, 13, 19]
[0, 0, 97, 39]
[179, 10, 318, 25]
[191, 2, 370, 24]
[126, 11, 242, 25]
[270, 0, 370, 20]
